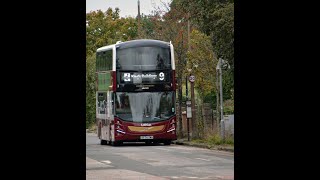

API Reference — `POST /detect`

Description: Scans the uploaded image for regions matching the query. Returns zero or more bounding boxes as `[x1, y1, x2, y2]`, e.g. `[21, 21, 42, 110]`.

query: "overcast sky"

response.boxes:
[86, 0, 172, 17]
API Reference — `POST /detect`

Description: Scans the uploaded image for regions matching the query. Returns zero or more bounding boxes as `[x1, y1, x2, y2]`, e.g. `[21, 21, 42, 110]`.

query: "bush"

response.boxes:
[203, 133, 234, 146]
[224, 99, 234, 115]
[223, 136, 234, 145]
[207, 134, 223, 145]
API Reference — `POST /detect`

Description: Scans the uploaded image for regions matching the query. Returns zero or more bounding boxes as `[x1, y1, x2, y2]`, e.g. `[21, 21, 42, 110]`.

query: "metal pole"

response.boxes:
[187, 11, 191, 141]
[137, 0, 141, 37]
[186, 75, 188, 98]
[191, 80, 196, 139]
[187, 117, 190, 141]
[186, 76, 189, 141]
[216, 69, 220, 134]
[219, 59, 225, 140]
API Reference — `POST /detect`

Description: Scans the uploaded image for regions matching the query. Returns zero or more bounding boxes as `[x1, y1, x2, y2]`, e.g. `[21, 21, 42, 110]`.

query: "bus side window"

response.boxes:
[97, 50, 112, 72]
[105, 50, 112, 71]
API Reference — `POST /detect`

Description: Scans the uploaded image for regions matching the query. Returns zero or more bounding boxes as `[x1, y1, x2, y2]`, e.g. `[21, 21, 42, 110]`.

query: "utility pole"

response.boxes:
[188, 12, 190, 51]
[178, 32, 184, 138]
[186, 76, 189, 141]
[137, 0, 141, 38]
[216, 69, 220, 133]
[186, 12, 192, 141]
[216, 58, 227, 140]
[186, 12, 195, 141]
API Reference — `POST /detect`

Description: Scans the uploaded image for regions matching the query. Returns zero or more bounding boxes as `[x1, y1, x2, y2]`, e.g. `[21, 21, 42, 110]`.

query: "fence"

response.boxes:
[176, 103, 234, 139]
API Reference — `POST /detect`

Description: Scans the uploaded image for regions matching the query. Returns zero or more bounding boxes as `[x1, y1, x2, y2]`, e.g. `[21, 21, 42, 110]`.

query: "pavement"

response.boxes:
[172, 139, 234, 152]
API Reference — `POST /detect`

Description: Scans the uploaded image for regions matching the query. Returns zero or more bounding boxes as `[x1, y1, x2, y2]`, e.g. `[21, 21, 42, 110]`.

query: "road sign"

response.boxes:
[187, 106, 192, 118]
[189, 75, 195, 82]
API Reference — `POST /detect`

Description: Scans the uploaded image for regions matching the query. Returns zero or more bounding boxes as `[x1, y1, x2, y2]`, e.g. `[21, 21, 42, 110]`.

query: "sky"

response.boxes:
[86, 0, 172, 18]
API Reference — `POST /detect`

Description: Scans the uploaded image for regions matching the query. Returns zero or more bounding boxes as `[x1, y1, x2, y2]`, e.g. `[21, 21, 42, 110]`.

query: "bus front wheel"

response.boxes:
[110, 141, 122, 146]
[163, 140, 171, 145]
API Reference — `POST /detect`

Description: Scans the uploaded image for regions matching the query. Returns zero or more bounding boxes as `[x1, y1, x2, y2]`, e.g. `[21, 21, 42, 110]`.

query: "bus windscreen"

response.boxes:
[115, 92, 175, 123]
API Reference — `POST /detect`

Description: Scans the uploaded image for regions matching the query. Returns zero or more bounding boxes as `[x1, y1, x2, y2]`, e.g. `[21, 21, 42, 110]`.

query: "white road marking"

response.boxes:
[179, 151, 192, 154]
[195, 158, 211, 161]
[101, 160, 111, 164]
[154, 147, 171, 152]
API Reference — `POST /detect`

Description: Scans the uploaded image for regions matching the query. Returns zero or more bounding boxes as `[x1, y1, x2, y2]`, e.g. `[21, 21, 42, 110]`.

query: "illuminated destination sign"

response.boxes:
[121, 72, 166, 84]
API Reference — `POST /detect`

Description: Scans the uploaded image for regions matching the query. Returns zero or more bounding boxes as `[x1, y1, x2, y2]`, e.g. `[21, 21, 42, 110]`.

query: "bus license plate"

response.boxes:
[140, 136, 153, 139]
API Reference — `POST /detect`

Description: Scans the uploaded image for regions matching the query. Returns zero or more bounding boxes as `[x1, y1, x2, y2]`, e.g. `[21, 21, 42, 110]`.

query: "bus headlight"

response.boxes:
[167, 118, 176, 133]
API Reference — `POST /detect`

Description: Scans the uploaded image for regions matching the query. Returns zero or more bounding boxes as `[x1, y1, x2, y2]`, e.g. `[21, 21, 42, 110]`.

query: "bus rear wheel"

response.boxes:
[100, 139, 107, 145]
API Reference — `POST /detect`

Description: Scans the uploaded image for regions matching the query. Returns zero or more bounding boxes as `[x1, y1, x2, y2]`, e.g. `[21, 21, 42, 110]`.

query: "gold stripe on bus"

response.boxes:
[128, 125, 165, 132]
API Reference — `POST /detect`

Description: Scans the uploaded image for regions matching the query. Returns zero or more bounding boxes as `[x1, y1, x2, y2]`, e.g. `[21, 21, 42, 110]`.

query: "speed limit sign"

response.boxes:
[189, 75, 195, 82]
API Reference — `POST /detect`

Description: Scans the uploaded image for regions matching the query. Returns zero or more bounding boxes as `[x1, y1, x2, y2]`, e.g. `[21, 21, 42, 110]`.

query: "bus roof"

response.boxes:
[97, 39, 170, 52]
[116, 39, 170, 50]
[96, 44, 115, 52]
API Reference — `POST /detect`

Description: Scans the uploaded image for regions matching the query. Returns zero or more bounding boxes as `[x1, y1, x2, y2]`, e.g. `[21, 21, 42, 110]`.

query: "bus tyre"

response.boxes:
[100, 139, 107, 145]
[145, 141, 153, 146]
[153, 141, 160, 145]
[111, 141, 122, 146]
[164, 140, 171, 145]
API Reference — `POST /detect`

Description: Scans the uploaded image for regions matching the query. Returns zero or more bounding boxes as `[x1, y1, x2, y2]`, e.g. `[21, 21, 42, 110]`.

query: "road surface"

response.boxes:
[86, 133, 234, 180]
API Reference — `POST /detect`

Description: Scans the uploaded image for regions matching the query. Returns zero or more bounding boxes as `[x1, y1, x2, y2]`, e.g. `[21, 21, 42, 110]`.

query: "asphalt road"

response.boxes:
[86, 133, 234, 180]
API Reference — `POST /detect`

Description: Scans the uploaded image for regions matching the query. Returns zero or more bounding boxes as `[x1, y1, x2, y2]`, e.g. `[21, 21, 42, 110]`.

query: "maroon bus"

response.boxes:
[96, 39, 176, 146]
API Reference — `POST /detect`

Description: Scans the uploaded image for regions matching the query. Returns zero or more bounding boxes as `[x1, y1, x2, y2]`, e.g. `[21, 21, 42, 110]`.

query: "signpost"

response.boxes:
[189, 75, 195, 83]
[189, 74, 196, 139]
[186, 100, 191, 141]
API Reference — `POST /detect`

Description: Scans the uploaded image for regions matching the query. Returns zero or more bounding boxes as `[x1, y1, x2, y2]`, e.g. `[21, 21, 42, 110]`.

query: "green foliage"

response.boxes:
[192, 139, 206, 144]
[197, 104, 205, 138]
[86, 8, 138, 56]
[187, 29, 217, 100]
[139, 14, 157, 39]
[86, 54, 96, 128]
[203, 91, 217, 108]
[207, 134, 223, 145]
[223, 136, 234, 145]
[192, 134, 234, 146]
[206, 134, 234, 145]
[224, 99, 234, 115]
[175, 0, 234, 101]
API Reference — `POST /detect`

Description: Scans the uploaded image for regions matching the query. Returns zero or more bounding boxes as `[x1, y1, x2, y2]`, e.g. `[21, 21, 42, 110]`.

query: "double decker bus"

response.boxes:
[96, 39, 176, 146]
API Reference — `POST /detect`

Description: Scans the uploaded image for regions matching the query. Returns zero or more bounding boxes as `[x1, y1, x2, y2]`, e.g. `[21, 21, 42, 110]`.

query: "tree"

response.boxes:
[176, 0, 234, 100]
[186, 30, 218, 137]
[86, 54, 96, 128]
[86, 8, 138, 57]
[187, 30, 217, 100]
